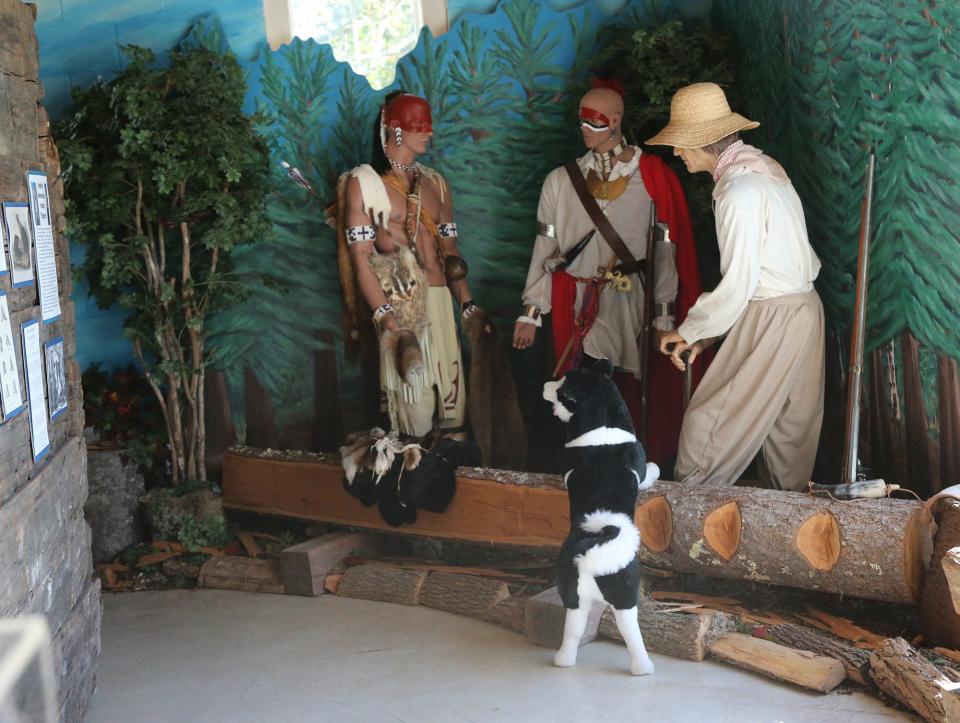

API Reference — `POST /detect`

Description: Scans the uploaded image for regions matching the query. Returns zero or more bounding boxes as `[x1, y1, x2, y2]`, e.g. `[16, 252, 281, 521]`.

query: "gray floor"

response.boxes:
[86, 589, 910, 723]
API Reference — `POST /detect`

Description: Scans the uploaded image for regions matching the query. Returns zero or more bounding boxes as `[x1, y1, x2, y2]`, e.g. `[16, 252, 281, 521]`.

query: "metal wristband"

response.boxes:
[655, 302, 674, 318]
[537, 221, 556, 238]
[523, 304, 541, 321]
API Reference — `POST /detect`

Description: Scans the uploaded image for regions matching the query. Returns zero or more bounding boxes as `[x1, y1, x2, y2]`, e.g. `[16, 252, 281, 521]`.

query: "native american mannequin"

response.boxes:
[648, 83, 824, 490]
[513, 84, 703, 466]
[337, 92, 479, 440]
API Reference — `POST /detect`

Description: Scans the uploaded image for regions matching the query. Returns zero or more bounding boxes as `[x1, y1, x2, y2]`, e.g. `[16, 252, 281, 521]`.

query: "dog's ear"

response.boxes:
[594, 358, 614, 378]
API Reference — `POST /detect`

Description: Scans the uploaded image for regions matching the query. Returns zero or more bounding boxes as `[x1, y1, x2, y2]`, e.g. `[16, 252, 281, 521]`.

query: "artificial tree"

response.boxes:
[57, 43, 272, 485]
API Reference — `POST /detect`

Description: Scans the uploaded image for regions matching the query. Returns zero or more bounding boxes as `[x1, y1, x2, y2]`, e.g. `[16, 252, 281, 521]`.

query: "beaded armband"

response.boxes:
[346, 225, 376, 245]
[438, 222, 458, 239]
[373, 303, 394, 324]
[461, 300, 479, 320]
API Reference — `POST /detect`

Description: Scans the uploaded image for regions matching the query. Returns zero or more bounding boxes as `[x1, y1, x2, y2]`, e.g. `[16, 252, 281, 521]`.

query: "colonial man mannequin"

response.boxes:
[648, 82, 824, 490]
[338, 91, 481, 439]
[512, 83, 703, 465]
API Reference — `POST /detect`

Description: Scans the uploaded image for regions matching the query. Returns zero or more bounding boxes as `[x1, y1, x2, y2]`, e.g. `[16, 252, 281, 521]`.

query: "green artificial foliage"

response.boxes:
[56, 42, 272, 485]
[592, 19, 737, 146]
[177, 513, 230, 553]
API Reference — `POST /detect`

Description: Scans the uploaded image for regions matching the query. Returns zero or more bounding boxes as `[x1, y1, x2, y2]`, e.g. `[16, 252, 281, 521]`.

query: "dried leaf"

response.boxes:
[136, 550, 182, 568]
[238, 532, 260, 558]
[324, 573, 342, 594]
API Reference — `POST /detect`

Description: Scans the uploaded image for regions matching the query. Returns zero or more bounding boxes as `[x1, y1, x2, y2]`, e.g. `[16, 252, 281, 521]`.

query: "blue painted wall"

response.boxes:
[36, 0, 270, 372]
[35, 0, 711, 379]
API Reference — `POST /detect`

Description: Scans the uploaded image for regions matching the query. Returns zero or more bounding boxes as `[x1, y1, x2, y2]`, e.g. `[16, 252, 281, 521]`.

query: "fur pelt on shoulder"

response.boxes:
[464, 309, 527, 469]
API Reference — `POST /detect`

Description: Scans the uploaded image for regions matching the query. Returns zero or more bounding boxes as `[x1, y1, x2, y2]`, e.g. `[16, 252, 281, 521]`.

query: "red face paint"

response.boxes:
[578, 106, 611, 130]
[384, 94, 433, 133]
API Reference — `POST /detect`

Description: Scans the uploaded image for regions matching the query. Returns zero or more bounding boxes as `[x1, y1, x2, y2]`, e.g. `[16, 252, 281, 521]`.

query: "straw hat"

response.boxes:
[646, 82, 759, 148]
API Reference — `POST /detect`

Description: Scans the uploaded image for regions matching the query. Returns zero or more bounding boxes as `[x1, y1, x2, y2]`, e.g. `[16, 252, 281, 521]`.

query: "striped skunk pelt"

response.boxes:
[339, 428, 479, 527]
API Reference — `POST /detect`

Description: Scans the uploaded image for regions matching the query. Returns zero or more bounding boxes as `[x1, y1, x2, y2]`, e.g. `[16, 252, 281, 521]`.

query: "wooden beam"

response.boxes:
[222, 450, 568, 548]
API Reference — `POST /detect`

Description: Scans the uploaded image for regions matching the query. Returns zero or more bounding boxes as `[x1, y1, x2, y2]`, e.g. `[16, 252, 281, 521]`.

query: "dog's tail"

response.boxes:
[573, 510, 640, 577]
[571, 523, 621, 557]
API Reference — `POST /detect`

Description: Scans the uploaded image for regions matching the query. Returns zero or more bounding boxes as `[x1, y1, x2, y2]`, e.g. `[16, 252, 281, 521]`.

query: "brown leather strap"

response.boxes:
[564, 161, 637, 268]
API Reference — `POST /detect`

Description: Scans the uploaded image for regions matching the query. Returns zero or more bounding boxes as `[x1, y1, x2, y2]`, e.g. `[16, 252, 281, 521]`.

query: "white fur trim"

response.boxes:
[350, 164, 392, 228]
[575, 510, 640, 576]
[342, 453, 359, 485]
[543, 379, 573, 422]
[565, 427, 636, 448]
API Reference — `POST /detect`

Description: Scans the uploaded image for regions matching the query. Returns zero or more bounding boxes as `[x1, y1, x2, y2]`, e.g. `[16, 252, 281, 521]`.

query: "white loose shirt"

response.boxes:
[678, 167, 821, 344]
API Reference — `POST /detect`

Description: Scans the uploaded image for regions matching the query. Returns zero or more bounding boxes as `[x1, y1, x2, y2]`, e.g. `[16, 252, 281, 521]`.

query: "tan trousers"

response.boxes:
[389, 286, 466, 437]
[676, 291, 825, 490]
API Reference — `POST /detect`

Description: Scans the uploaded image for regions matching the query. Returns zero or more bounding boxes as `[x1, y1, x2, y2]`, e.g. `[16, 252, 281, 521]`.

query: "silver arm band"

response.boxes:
[655, 302, 675, 318]
[537, 221, 556, 238]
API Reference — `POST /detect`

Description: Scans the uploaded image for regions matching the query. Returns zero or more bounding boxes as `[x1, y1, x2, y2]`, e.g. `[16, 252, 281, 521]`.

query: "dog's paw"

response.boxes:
[639, 462, 659, 490]
[554, 649, 577, 668]
[630, 656, 655, 676]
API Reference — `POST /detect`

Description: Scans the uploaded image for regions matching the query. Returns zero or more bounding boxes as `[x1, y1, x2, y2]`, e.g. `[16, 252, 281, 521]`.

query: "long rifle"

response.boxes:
[638, 203, 657, 444]
[840, 152, 876, 485]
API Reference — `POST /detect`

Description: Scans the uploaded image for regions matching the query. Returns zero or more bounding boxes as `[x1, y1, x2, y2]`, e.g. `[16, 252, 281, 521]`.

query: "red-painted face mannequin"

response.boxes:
[384, 94, 433, 134]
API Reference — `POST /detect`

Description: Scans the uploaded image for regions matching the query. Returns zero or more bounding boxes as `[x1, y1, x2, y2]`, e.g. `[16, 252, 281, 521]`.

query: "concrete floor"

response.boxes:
[86, 590, 911, 723]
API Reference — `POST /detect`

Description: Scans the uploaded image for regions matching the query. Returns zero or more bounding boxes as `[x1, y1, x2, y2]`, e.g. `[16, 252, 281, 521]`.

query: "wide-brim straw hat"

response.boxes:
[647, 82, 759, 148]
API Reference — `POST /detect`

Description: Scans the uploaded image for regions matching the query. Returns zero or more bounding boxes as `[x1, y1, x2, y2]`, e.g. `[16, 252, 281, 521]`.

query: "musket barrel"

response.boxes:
[841, 152, 876, 485]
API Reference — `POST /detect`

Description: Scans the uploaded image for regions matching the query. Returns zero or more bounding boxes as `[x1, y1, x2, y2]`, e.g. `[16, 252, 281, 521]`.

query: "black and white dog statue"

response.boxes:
[543, 360, 659, 676]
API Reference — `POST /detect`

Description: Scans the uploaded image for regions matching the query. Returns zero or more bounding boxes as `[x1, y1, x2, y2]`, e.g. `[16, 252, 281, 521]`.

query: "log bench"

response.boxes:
[222, 447, 935, 606]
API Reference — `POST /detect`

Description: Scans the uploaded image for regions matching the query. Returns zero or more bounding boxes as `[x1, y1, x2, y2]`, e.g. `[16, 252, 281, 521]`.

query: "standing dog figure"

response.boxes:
[543, 360, 659, 676]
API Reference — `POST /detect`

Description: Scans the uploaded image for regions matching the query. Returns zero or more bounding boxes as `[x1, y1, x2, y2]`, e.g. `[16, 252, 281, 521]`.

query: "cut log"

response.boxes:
[280, 532, 379, 597]
[922, 499, 960, 646]
[709, 632, 846, 693]
[336, 564, 427, 606]
[943, 549, 960, 616]
[635, 484, 931, 606]
[524, 587, 603, 649]
[760, 622, 871, 685]
[197, 557, 284, 594]
[419, 572, 509, 618]
[221, 449, 932, 605]
[482, 596, 527, 634]
[599, 602, 734, 661]
[869, 637, 960, 722]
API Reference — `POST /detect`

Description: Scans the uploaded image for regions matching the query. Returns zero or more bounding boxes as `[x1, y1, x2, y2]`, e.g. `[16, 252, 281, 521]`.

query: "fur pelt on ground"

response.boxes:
[463, 308, 527, 469]
[543, 360, 659, 676]
[339, 428, 479, 527]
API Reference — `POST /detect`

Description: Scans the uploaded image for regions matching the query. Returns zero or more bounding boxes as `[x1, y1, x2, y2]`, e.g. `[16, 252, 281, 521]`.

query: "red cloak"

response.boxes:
[550, 153, 707, 466]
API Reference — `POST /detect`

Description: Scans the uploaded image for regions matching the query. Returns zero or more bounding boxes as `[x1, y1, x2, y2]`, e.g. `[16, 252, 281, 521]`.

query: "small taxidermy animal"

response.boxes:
[543, 360, 659, 676]
[340, 428, 478, 527]
[367, 244, 428, 385]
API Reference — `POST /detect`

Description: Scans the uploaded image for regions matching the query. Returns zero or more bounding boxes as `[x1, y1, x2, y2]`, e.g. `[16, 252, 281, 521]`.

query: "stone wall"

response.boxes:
[0, 2, 99, 720]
